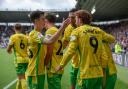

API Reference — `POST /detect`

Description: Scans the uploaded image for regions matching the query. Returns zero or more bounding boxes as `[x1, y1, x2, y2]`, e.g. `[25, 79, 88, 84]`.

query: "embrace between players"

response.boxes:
[7, 9, 117, 89]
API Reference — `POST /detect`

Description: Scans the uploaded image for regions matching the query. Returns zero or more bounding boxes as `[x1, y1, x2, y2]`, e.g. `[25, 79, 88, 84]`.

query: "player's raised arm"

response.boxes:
[42, 18, 70, 45]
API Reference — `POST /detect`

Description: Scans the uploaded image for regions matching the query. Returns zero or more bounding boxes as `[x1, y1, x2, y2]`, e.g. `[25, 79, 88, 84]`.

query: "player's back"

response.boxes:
[10, 33, 28, 63]
[76, 25, 104, 78]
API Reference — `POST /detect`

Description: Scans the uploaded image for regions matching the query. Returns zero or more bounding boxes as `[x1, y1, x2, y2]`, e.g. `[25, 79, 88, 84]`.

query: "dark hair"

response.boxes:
[29, 11, 44, 23]
[75, 10, 92, 24]
[14, 23, 22, 30]
[45, 13, 56, 23]
[69, 8, 78, 13]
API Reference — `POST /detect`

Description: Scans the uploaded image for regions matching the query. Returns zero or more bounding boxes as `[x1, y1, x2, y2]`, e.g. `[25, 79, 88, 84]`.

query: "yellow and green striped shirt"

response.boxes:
[27, 30, 47, 76]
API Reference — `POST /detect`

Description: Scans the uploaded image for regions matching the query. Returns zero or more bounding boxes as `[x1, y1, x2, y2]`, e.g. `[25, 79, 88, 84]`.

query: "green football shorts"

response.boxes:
[15, 63, 28, 75]
[76, 77, 103, 89]
[47, 73, 62, 89]
[104, 67, 117, 89]
[70, 65, 79, 86]
[27, 75, 45, 89]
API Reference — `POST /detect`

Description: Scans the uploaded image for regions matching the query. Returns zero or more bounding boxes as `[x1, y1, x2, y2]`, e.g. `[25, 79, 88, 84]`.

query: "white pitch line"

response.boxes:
[3, 78, 18, 89]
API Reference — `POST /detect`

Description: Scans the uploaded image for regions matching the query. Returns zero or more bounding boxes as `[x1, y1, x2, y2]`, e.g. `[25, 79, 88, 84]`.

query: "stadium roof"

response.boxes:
[0, 0, 128, 23]
[75, 0, 128, 21]
[0, 10, 69, 23]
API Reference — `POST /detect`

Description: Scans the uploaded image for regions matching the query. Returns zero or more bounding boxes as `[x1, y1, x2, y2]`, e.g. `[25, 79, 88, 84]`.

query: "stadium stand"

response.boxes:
[0, 10, 68, 23]
[0, 1, 128, 88]
[75, 0, 128, 21]
[95, 21, 128, 67]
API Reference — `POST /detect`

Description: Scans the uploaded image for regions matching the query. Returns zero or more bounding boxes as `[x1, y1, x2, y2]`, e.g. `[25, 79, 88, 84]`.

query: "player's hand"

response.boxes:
[61, 18, 71, 29]
[56, 65, 63, 72]
[8, 50, 12, 54]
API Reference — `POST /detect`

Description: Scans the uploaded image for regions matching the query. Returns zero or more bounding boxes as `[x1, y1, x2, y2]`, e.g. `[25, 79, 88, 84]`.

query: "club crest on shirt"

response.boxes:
[38, 33, 43, 39]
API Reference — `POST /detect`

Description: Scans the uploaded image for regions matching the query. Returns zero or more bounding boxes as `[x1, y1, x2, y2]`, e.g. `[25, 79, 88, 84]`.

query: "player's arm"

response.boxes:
[100, 29, 115, 43]
[101, 43, 108, 88]
[45, 44, 54, 68]
[103, 33, 115, 43]
[7, 45, 13, 54]
[7, 36, 14, 54]
[101, 44, 108, 69]
[45, 29, 57, 68]
[60, 41, 77, 66]
[42, 19, 70, 45]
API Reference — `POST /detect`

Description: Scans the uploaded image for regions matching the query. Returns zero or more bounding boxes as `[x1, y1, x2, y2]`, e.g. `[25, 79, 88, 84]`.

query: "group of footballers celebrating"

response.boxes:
[7, 8, 117, 89]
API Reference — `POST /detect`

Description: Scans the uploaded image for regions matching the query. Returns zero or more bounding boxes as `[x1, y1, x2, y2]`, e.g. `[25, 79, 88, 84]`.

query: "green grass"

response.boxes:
[115, 79, 128, 89]
[116, 65, 128, 84]
[114, 65, 128, 89]
[0, 48, 17, 89]
[0, 48, 128, 89]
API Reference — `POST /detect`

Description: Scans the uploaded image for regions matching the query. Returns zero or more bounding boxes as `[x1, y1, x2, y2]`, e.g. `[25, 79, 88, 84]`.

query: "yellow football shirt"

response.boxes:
[27, 30, 47, 76]
[46, 27, 63, 74]
[63, 24, 75, 42]
[63, 24, 80, 68]
[8, 33, 29, 64]
[60, 24, 115, 79]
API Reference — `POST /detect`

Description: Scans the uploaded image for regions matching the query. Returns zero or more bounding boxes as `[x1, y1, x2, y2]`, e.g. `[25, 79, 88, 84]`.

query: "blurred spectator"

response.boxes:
[115, 41, 123, 54]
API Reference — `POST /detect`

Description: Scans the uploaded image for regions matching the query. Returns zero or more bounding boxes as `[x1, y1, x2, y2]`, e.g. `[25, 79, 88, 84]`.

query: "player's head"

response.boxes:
[75, 10, 92, 26]
[14, 23, 22, 33]
[29, 11, 45, 29]
[68, 8, 78, 25]
[44, 13, 56, 28]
